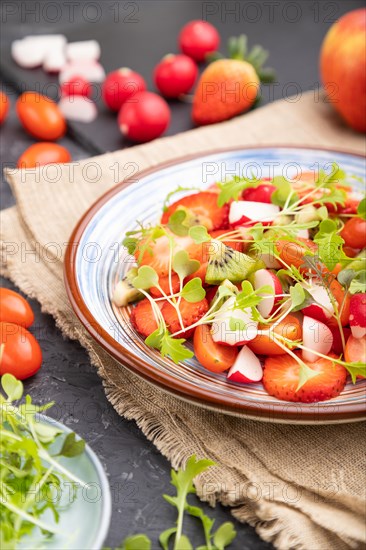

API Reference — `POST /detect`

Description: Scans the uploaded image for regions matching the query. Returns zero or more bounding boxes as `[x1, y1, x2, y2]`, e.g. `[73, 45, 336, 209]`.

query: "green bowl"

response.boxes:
[17, 415, 112, 550]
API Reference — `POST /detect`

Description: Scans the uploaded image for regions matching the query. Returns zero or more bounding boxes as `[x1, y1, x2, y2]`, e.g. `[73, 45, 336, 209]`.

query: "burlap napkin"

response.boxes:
[1, 92, 366, 550]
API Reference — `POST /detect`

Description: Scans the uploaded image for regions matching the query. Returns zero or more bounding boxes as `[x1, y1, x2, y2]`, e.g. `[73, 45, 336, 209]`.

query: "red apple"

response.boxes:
[320, 8, 366, 132]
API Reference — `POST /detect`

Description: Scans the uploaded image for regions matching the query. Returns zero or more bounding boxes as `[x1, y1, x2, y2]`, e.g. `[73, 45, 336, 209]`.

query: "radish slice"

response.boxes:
[24, 34, 66, 48]
[349, 293, 366, 339]
[211, 297, 258, 346]
[302, 316, 333, 363]
[66, 40, 100, 62]
[254, 269, 282, 318]
[58, 96, 97, 122]
[229, 201, 280, 226]
[12, 39, 45, 68]
[301, 280, 334, 322]
[59, 61, 105, 84]
[43, 49, 66, 73]
[297, 229, 309, 239]
[227, 346, 263, 383]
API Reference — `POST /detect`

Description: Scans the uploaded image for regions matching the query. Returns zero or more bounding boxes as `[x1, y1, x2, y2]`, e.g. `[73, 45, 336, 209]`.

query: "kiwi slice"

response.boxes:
[112, 267, 143, 307]
[205, 240, 262, 285]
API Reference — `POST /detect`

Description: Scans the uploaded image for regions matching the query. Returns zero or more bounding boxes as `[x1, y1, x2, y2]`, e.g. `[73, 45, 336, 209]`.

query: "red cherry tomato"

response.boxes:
[17, 142, 71, 169]
[0, 288, 34, 328]
[242, 184, 276, 203]
[340, 217, 366, 250]
[193, 324, 238, 373]
[118, 91, 170, 143]
[102, 68, 146, 112]
[0, 91, 9, 124]
[16, 92, 66, 141]
[179, 20, 220, 62]
[61, 76, 92, 98]
[344, 334, 366, 374]
[0, 322, 42, 380]
[154, 54, 198, 98]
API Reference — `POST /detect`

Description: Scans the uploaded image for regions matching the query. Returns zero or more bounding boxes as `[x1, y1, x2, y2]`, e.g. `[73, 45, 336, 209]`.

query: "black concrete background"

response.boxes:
[0, 1, 364, 548]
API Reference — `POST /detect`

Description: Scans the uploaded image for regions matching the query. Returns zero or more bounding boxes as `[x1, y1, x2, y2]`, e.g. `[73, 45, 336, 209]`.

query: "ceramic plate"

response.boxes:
[19, 416, 111, 550]
[64, 147, 366, 424]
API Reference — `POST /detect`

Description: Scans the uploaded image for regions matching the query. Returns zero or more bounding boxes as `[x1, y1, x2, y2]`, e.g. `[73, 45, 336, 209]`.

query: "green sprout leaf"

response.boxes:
[271, 176, 298, 207]
[217, 175, 259, 207]
[173, 250, 200, 279]
[296, 364, 320, 391]
[1, 373, 23, 402]
[213, 522, 237, 550]
[357, 197, 366, 219]
[132, 266, 159, 290]
[160, 333, 194, 364]
[188, 225, 211, 244]
[168, 210, 190, 237]
[159, 527, 177, 550]
[313, 219, 346, 270]
[181, 278, 206, 303]
[349, 270, 366, 294]
[58, 432, 86, 458]
[289, 283, 313, 312]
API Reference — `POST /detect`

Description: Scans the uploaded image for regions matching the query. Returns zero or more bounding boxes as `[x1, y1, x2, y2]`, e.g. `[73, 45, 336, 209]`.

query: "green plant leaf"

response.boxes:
[296, 364, 320, 391]
[1, 374, 23, 402]
[132, 266, 159, 290]
[168, 210, 189, 236]
[188, 225, 211, 244]
[349, 270, 366, 294]
[160, 333, 194, 364]
[159, 527, 177, 550]
[217, 175, 259, 207]
[122, 534, 151, 550]
[181, 278, 206, 303]
[174, 535, 193, 550]
[213, 522, 237, 550]
[313, 219, 346, 270]
[173, 250, 200, 279]
[337, 269, 356, 289]
[58, 432, 85, 458]
[345, 362, 366, 384]
[357, 197, 366, 219]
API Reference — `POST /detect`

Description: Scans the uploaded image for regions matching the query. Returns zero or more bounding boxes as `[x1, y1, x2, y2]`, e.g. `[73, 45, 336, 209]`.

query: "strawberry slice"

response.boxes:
[131, 298, 162, 338]
[135, 232, 203, 277]
[162, 298, 209, 337]
[161, 192, 229, 230]
[150, 274, 180, 298]
[263, 352, 347, 403]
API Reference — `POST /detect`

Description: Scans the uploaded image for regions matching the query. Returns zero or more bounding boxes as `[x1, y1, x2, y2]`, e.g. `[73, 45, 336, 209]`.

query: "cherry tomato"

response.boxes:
[118, 91, 170, 143]
[329, 279, 350, 327]
[344, 334, 366, 375]
[0, 322, 42, 379]
[341, 217, 366, 250]
[276, 238, 318, 270]
[242, 184, 276, 203]
[248, 314, 302, 356]
[193, 324, 238, 372]
[0, 288, 34, 327]
[17, 142, 71, 169]
[0, 91, 9, 124]
[16, 92, 66, 140]
[102, 68, 146, 112]
[154, 54, 198, 98]
[61, 76, 92, 98]
[179, 20, 220, 62]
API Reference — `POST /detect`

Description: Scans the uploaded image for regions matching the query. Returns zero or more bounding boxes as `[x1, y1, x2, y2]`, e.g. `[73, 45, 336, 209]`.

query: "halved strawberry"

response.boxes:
[263, 352, 347, 403]
[131, 298, 162, 338]
[162, 298, 209, 337]
[161, 192, 229, 230]
[150, 274, 180, 298]
[135, 232, 202, 277]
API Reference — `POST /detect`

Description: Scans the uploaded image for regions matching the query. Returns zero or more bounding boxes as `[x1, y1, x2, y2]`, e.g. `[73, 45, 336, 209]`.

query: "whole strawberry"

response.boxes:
[192, 35, 275, 126]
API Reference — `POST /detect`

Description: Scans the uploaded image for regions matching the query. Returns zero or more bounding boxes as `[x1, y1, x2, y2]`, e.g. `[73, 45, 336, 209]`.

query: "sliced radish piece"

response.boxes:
[58, 96, 97, 122]
[24, 34, 66, 48]
[11, 39, 45, 68]
[66, 40, 100, 62]
[229, 201, 280, 227]
[254, 269, 282, 318]
[59, 61, 105, 84]
[211, 297, 258, 346]
[227, 346, 263, 383]
[301, 280, 334, 323]
[302, 316, 333, 363]
[349, 293, 366, 339]
[297, 229, 309, 239]
[43, 49, 66, 73]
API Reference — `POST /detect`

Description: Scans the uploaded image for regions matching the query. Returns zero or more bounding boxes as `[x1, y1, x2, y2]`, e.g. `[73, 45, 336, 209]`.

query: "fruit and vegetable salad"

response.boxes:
[112, 164, 366, 403]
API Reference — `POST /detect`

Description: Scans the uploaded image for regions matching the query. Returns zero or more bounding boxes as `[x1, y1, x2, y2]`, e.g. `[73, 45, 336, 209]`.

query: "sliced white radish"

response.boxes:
[227, 346, 263, 383]
[302, 316, 333, 363]
[301, 279, 334, 323]
[297, 229, 309, 239]
[58, 96, 97, 122]
[24, 34, 66, 48]
[349, 293, 366, 339]
[254, 269, 282, 318]
[211, 297, 258, 346]
[59, 60, 105, 84]
[11, 39, 45, 68]
[43, 49, 66, 73]
[66, 40, 100, 62]
[229, 201, 280, 227]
